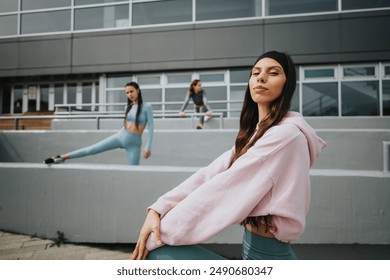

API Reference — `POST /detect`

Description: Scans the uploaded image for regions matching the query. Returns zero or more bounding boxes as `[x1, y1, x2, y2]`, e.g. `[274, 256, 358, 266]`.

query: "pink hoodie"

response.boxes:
[146, 112, 326, 250]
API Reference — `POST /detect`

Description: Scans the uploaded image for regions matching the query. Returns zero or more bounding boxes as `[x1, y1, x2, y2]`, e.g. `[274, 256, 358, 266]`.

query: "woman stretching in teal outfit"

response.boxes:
[44, 82, 154, 165]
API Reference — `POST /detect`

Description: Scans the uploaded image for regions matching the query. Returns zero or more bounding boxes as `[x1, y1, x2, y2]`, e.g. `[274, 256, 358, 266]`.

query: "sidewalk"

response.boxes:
[0, 230, 133, 260]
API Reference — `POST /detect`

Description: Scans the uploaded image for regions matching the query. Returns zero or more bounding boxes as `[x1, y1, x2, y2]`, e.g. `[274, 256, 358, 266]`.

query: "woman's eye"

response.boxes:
[269, 72, 279, 76]
[252, 72, 260, 76]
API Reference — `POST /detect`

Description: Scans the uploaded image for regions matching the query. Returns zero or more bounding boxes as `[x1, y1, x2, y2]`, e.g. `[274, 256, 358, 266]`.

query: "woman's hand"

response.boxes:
[179, 111, 186, 117]
[206, 111, 212, 116]
[129, 209, 162, 260]
[143, 149, 151, 159]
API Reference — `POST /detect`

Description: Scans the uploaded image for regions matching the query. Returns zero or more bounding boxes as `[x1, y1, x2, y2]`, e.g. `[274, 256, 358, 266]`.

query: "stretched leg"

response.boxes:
[147, 245, 227, 260]
[119, 129, 142, 165]
[66, 131, 122, 159]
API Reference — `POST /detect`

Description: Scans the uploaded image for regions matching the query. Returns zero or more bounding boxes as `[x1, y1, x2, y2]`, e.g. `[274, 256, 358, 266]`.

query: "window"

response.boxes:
[341, 81, 379, 116]
[40, 85, 49, 111]
[137, 75, 161, 85]
[266, 0, 337, 16]
[166, 73, 192, 84]
[142, 88, 162, 112]
[13, 86, 24, 114]
[0, 15, 17, 36]
[0, 0, 18, 13]
[304, 68, 335, 79]
[343, 66, 376, 78]
[342, 0, 390, 10]
[302, 82, 338, 116]
[21, 0, 71, 10]
[230, 69, 250, 83]
[196, 0, 262, 21]
[383, 80, 390, 116]
[199, 73, 225, 83]
[21, 10, 71, 34]
[107, 76, 132, 88]
[74, 4, 128, 30]
[132, 0, 191, 26]
[165, 87, 187, 112]
[75, 0, 124, 5]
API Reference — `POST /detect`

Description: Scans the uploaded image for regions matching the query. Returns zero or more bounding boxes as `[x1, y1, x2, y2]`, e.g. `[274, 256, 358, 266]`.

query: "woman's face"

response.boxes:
[125, 85, 139, 103]
[193, 82, 202, 93]
[248, 57, 286, 107]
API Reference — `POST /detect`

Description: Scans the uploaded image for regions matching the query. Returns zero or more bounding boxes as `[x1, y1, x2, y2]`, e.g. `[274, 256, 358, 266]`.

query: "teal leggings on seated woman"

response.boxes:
[147, 229, 297, 260]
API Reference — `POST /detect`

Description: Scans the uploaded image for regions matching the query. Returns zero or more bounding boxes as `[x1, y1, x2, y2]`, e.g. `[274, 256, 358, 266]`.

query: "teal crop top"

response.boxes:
[126, 103, 154, 151]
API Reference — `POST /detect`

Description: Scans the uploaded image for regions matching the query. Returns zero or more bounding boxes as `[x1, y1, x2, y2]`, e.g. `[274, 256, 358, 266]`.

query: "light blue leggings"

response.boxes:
[67, 128, 142, 165]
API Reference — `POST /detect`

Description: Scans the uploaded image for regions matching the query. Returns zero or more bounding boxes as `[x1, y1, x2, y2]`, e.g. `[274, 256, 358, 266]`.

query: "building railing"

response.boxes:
[0, 112, 225, 130]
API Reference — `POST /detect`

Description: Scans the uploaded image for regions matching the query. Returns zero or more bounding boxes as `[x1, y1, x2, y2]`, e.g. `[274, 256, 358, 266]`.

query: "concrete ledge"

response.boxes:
[0, 163, 389, 245]
[1, 128, 390, 170]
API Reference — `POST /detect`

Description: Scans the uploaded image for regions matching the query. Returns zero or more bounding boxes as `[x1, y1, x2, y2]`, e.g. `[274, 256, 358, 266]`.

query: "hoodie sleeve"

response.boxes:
[146, 123, 312, 250]
[148, 147, 235, 217]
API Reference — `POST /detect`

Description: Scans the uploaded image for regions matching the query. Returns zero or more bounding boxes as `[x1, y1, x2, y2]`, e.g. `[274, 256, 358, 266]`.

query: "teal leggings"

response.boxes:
[147, 245, 226, 260]
[242, 229, 297, 260]
[67, 128, 141, 165]
[147, 229, 297, 260]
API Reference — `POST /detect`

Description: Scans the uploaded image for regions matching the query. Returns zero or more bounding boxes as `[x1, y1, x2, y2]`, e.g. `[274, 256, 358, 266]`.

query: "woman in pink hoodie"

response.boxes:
[130, 51, 326, 260]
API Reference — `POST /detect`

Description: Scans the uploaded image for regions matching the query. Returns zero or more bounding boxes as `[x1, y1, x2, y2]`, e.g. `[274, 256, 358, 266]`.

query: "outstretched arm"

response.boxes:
[179, 92, 191, 113]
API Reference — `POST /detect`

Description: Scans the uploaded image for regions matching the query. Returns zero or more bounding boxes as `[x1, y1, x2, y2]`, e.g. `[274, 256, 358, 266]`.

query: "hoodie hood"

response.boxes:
[281, 111, 326, 167]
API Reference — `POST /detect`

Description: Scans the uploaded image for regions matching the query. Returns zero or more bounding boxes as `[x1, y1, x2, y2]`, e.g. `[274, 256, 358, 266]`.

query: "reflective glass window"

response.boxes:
[342, 0, 390, 10]
[142, 89, 162, 112]
[383, 80, 390, 116]
[0, 15, 17, 36]
[385, 66, 390, 76]
[13, 86, 23, 114]
[304, 68, 335, 79]
[54, 84, 64, 105]
[75, 0, 124, 5]
[302, 82, 338, 116]
[197, 0, 261, 21]
[165, 87, 188, 111]
[199, 73, 224, 82]
[106, 89, 126, 111]
[291, 88, 299, 112]
[107, 76, 132, 88]
[67, 84, 77, 111]
[21, 0, 71, 10]
[267, 0, 337, 15]
[203, 86, 227, 116]
[341, 81, 379, 116]
[167, 74, 192, 84]
[40, 85, 49, 111]
[21, 10, 71, 34]
[132, 0, 191, 26]
[0, 0, 18, 13]
[230, 85, 245, 117]
[137, 76, 161, 85]
[74, 5, 128, 30]
[230, 69, 250, 83]
[82, 83, 92, 111]
[343, 66, 375, 77]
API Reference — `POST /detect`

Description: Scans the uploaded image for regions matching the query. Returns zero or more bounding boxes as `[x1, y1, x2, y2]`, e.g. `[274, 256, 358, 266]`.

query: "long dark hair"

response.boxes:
[230, 51, 296, 231]
[188, 79, 201, 97]
[124, 82, 143, 128]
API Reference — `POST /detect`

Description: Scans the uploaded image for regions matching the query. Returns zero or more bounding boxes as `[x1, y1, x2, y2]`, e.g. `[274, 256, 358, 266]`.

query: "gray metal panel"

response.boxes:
[72, 32, 131, 70]
[1, 10, 390, 77]
[264, 16, 341, 58]
[18, 36, 72, 69]
[0, 41, 18, 71]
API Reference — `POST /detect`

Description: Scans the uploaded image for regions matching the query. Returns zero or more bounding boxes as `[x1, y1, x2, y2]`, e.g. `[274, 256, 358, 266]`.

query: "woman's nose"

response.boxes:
[257, 72, 266, 83]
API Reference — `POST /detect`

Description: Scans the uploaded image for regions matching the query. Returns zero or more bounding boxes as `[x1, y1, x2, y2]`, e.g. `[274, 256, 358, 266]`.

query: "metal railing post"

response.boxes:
[383, 141, 390, 172]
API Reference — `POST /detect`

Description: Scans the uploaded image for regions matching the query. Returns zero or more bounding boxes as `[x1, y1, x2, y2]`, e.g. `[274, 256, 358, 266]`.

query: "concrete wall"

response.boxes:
[1, 128, 389, 170]
[1, 10, 390, 78]
[0, 163, 389, 244]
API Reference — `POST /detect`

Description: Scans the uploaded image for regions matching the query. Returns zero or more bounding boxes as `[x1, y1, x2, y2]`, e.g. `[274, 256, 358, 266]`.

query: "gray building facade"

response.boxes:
[0, 0, 390, 117]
